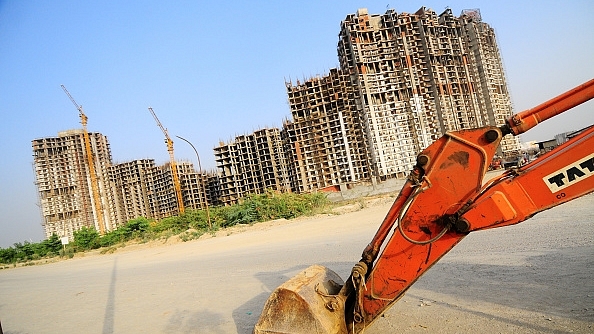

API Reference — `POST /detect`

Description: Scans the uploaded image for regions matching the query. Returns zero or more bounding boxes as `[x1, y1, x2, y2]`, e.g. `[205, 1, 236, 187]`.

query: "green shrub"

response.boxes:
[0, 192, 329, 262]
[73, 227, 100, 251]
[99, 229, 125, 247]
[126, 217, 150, 233]
[0, 247, 16, 264]
[186, 210, 209, 230]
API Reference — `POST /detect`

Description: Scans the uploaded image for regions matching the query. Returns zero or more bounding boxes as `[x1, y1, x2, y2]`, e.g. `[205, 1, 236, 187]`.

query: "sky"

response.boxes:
[0, 0, 593, 248]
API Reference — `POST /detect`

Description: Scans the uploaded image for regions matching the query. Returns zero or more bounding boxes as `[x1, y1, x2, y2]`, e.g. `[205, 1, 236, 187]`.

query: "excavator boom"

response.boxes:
[255, 78, 594, 333]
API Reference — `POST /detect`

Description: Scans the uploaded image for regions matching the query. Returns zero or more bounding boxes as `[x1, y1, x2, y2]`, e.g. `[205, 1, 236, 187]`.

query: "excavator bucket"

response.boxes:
[254, 264, 348, 334]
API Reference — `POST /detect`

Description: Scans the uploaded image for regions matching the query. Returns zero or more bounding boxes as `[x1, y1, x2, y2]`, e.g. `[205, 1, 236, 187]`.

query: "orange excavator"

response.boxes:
[254, 78, 594, 333]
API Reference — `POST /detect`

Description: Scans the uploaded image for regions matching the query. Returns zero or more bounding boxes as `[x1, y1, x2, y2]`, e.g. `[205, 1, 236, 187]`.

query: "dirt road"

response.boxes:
[1, 193, 592, 333]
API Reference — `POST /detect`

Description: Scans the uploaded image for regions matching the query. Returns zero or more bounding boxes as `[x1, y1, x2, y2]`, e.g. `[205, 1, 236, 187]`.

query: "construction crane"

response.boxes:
[61, 85, 106, 235]
[148, 107, 185, 215]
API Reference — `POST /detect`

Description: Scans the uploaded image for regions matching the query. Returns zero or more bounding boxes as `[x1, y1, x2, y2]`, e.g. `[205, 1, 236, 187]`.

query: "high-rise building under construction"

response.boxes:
[32, 130, 114, 241]
[215, 7, 520, 200]
[283, 69, 370, 193]
[336, 7, 520, 179]
[214, 128, 291, 205]
[34, 6, 522, 238]
[108, 159, 218, 224]
[33, 130, 217, 240]
[282, 7, 520, 187]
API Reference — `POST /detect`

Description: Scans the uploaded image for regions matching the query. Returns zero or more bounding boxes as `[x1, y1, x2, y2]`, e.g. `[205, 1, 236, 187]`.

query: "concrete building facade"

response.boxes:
[217, 7, 520, 201]
[214, 128, 291, 205]
[32, 130, 114, 241]
[108, 159, 155, 226]
[336, 7, 520, 179]
[283, 68, 370, 192]
[33, 6, 521, 240]
[179, 162, 221, 210]
[109, 159, 219, 225]
[34, 130, 218, 240]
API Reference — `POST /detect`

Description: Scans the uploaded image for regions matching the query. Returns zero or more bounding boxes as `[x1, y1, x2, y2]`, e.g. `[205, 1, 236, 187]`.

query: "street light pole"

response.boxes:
[175, 135, 212, 229]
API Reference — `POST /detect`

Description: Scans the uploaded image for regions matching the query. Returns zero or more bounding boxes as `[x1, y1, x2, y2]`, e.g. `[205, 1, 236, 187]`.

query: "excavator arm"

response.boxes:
[254, 78, 594, 334]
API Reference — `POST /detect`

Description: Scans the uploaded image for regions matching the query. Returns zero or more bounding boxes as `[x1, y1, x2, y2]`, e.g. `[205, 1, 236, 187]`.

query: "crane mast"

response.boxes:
[60, 85, 106, 235]
[148, 107, 185, 215]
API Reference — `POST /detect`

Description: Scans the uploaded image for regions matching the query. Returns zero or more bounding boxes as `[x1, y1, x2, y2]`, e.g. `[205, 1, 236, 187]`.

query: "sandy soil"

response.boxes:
[0, 191, 592, 333]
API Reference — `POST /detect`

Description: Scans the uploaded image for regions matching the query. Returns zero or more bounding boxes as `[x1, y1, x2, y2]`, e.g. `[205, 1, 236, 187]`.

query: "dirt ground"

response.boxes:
[0, 190, 592, 333]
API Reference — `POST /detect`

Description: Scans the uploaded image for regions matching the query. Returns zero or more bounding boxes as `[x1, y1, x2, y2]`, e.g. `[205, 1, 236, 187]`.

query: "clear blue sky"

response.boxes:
[1, 0, 593, 248]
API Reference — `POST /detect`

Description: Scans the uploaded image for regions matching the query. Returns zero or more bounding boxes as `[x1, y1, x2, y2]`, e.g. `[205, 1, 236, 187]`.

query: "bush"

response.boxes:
[0, 192, 329, 262]
[221, 201, 258, 227]
[207, 190, 328, 228]
[59, 247, 75, 258]
[0, 247, 16, 264]
[73, 227, 100, 251]
[151, 216, 188, 234]
[125, 217, 150, 236]
[185, 210, 209, 230]
[41, 234, 63, 256]
[99, 229, 126, 247]
[241, 190, 327, 221]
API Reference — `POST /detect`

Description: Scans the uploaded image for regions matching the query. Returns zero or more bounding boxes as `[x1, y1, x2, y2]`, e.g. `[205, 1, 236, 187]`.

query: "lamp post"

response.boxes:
[176, 135, 212, 229]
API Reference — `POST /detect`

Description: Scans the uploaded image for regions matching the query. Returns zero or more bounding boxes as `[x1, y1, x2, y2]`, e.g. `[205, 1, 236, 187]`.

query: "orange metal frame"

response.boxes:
[349, 79, 594, 332]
